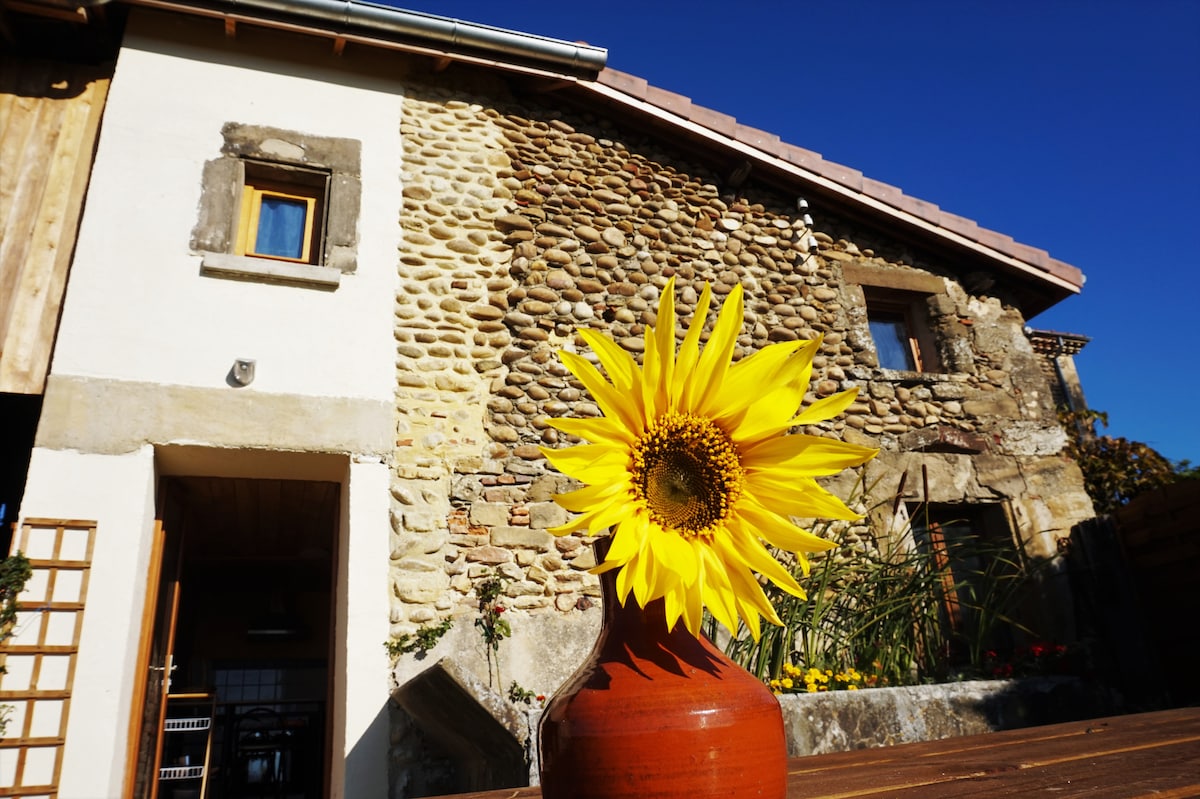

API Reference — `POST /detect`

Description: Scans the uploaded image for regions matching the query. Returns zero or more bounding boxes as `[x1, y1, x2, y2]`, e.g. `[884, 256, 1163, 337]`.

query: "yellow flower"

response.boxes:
[540, 278, 877, 638]
[781, 678, 794, 689]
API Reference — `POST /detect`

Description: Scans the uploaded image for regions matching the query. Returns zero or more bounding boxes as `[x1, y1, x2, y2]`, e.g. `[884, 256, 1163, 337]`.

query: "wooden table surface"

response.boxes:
[427, 706, 1200, 798]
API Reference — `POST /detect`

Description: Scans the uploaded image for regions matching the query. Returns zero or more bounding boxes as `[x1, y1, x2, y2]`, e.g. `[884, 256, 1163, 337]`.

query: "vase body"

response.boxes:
[538, 543, 787, 799]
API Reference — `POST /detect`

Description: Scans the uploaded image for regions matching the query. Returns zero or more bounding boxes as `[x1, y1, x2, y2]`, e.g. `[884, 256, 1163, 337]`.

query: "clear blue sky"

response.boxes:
[393, 1, 1200, 465]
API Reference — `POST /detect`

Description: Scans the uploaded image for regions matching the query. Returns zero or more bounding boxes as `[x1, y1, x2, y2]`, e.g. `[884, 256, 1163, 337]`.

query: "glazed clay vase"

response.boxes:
[538, 542, 788, 798]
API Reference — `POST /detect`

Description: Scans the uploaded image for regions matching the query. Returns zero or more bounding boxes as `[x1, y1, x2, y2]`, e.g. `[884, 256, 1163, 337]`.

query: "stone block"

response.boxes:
[528, 501, 569, 529]
[962, 395, 1020, 418]
[470, 502, 510, 526]
[492, 526, 554, 551]
[394, 569, 450, 604]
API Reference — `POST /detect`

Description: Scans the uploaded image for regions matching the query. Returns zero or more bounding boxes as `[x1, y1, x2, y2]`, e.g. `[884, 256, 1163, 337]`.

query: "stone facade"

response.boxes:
[385, 69, 1095, 776]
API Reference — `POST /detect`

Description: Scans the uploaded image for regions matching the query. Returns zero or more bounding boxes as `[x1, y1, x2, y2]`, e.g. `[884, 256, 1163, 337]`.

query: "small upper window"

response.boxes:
[843, 263, 946, 374]
[191, 124, 360, 288]
[235, 165, 327, 264]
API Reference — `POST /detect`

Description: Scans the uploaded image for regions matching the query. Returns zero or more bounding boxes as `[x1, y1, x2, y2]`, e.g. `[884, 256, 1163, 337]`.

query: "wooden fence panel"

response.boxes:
[0, 58, 111, 395]
[1114, 482, 1200, 706]
[0, 519, 97, 799]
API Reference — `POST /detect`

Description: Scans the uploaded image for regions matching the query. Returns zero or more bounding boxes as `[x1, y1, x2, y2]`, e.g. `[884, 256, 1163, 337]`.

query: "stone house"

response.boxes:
[0, 1, 1095, 797]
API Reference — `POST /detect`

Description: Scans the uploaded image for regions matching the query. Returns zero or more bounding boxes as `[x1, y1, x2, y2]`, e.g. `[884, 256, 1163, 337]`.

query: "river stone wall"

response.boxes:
[386, 74, 1096, 788]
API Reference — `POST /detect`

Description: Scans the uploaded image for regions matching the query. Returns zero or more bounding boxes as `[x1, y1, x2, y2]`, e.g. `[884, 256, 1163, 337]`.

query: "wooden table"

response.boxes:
[428, 706, 1200, 798]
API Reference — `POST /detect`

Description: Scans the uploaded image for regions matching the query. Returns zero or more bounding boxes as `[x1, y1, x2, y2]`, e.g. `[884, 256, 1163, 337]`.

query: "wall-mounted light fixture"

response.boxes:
[231, 358, 256, 386]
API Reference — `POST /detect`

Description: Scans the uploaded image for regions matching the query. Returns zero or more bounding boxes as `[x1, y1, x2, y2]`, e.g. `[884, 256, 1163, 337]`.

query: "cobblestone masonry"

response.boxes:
[389, 80, 1094, 685]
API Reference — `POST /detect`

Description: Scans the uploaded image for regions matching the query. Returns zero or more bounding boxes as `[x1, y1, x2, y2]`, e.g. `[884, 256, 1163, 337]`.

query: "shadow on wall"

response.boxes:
[389, 659, 530, 797]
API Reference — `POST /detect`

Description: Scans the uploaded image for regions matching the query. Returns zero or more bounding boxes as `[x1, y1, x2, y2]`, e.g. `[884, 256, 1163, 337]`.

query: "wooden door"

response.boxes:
[125, 518, 183, 799]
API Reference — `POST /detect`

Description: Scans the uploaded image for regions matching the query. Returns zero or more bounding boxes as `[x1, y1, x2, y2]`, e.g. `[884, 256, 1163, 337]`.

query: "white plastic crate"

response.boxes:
[164, 717, 211, 732]
[158, 765, 205, 781]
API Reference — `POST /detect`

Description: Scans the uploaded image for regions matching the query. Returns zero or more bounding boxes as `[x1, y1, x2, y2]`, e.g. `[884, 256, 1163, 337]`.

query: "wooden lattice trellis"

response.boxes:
[0, 519, 97, 799]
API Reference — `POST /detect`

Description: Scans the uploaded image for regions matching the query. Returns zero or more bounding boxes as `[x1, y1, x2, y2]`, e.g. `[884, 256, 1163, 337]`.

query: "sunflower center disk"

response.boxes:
[631, 412, 744, 538]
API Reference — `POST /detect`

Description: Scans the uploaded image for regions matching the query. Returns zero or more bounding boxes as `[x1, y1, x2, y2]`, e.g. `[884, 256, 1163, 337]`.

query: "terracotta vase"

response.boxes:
[538, 541, 788, 798]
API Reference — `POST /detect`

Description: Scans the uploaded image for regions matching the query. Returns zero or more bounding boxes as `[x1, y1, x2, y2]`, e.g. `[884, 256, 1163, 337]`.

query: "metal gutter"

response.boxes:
[99, 0, 608, 73]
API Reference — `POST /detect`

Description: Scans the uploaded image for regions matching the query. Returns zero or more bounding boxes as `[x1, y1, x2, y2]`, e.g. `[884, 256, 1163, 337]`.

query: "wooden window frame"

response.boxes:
[843, 262, 946, 375]
[234, 163, 328, 266]
[863, 289, 941, 374]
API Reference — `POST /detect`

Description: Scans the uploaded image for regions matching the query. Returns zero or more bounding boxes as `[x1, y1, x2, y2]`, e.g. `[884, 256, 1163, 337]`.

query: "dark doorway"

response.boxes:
[142, 476, 338, 799]
[0, 392, 42, 555]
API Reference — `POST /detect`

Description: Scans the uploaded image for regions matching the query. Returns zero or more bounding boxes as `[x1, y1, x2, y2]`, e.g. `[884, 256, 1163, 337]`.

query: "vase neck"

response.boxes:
[592, 538, 717, 667]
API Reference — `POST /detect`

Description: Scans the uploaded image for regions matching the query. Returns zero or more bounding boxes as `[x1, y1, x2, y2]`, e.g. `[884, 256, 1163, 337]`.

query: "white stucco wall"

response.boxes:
[15, 446, 158, 799]
[11, 11, 403, 797]
[333, 457, 393, 799]
[50, 15, 401, 402]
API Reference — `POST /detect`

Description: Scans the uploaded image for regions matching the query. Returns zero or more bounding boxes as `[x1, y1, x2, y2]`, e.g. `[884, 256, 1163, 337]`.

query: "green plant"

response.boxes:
[507, 680, 545, 706]
[384, 618, 453, 660]
[1060, 408, 1188, 513]
[1, 552, 32, 738]
[475, 573, 512, 688]
[726, 480, 1046, 688]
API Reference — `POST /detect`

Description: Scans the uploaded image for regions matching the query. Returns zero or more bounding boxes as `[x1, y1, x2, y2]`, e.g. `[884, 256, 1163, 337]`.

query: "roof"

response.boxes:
[1027, 329, 1091, 356]
[8, 0, 1085, 315]
[589, 69, 1084, 300]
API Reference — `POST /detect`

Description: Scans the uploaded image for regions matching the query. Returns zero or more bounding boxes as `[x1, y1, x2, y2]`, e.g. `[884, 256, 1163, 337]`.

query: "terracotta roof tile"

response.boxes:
[588, 67, 1082, 294]
[733, 123, 780, 152]
[686, 105, 738, 137]
[779, 143, 825, 170]
[598, 69, 648, 99]
[1047, 259, 1085, 285]
[937, 212, 983, 240]
[861, 177, 906, 207]
[899, 196, 942, 226]
[645, 85, 693, 117]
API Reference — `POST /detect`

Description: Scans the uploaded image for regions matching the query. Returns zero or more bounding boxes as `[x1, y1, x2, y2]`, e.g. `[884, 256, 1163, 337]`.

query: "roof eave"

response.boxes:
[585, 71, 1083, 314]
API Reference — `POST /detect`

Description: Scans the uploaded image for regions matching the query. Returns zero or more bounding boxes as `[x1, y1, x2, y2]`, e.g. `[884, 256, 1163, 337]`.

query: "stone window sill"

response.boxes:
[200, 252, 341, 289]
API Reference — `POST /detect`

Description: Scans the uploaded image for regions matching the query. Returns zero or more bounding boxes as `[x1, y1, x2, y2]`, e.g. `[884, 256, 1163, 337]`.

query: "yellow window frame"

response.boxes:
[235, 183, 319, 264]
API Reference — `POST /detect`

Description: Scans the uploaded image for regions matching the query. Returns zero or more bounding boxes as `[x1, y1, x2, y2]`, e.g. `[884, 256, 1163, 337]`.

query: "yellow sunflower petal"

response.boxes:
[546, 416, 633, 446]
[747, 474, 864, 521]
[577, 328, 639, 394]
[792, 387, 861, 426]
[742, 434, 879, 477]
[540, 443, 629, 484]
[551, 481, 627, 513]
[559, 350, 644, 434]
[697, 546, 740, 636]
[674, 283, 712, 409]
[734, 496, 839, 556]
[722, 523, 805, 598]
[691, 283, 743, 414]
[712, 340, 803, 421]
[654, 276, 677, 412]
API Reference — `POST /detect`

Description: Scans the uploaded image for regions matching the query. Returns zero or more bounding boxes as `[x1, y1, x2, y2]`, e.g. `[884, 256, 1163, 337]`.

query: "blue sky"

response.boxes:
[394, 1, 1200, 465]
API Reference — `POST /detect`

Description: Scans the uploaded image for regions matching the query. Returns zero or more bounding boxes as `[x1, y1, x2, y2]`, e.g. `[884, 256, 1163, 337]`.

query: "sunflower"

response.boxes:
[540, 277, 877, 639]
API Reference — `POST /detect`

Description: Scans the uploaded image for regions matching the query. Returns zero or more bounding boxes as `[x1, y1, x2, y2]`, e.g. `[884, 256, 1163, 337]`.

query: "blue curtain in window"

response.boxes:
[869, 318, 916, 371]
[257, 196, 308, 259]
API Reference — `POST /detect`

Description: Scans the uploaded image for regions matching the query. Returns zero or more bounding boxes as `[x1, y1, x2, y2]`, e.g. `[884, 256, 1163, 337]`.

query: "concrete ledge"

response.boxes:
[778, 677, 1110, 756]
[36, 374, 394, 457]
[200, 252, 342, 288]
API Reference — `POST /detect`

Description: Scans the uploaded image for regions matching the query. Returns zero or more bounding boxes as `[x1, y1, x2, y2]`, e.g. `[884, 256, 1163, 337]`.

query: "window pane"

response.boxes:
[869, 317, 917, 370]
[256, 196, 308, 259]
